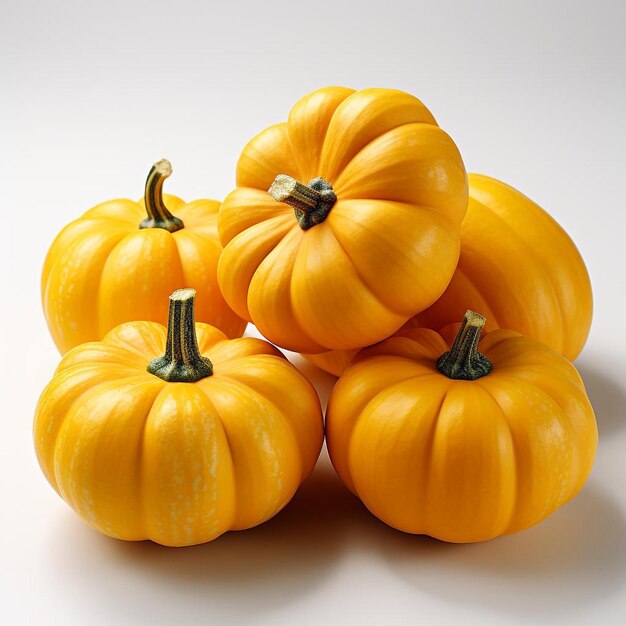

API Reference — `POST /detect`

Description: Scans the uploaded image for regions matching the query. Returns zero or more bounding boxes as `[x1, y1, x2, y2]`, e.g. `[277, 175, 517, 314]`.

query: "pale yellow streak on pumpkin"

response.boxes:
[197, 375, 303, 531]
[97, 229, 185, 336]
[43, 222, 129, 353]
[218, 354, 324, 481]
[42, 193, 245, 355]
[53, 377, 163, 540]
[34, 364, 136, 493]
[141, 384, 237, 546]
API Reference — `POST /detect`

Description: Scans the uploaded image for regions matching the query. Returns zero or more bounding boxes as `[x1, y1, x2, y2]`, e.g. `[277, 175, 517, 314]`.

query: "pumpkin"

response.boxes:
[217, 86, 468, 354]
[42, 160, 246, 354]
[305, 172, 593, 375]
[325, 310, 597, 543]
[34, 289, 323, 547]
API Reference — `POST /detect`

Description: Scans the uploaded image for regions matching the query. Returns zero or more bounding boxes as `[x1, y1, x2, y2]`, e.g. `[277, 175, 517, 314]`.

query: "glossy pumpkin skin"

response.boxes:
[417, 174, 593, 360]
[218, 86, 468, 354]
[34, 321, 323, 547]
[42, 192, 246, 355]
[305, 173, 593, 375]
[326, 325, 597, 543]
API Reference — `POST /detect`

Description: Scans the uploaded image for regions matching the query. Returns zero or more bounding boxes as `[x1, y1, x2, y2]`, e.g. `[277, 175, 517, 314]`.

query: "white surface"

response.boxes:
[2, 1, 626, 624]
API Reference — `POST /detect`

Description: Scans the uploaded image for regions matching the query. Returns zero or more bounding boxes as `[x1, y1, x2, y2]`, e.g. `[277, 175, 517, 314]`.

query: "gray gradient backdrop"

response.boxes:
[1, 1, 625, 624]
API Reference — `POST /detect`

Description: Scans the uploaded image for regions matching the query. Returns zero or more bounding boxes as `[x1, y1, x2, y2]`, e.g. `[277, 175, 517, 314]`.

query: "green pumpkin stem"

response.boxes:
[147, 289, 213, 382]
[268, 174, 336, 230]
[436, 310, 493, 381]
[139, 159, 184, 233]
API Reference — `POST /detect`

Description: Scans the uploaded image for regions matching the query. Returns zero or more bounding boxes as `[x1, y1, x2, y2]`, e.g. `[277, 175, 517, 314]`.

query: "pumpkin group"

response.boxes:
[325, 311, 597, 542]
[305, 173, 593, 376]
[34, 85, 598, 546]
[42, 160, 246, 354]
[217, 86, 468, 354]
[34, 289, 323, 546]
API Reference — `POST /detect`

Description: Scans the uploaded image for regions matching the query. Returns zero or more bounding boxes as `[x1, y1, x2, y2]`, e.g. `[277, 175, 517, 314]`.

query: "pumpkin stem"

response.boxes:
[436, 310, 493, 381]
[147, 289, 213, 382]
[268, 174, 336, 230]
[139, 159, 185, 233]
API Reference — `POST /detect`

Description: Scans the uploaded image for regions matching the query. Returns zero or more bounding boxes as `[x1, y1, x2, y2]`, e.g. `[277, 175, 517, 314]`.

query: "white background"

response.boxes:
[2, 1, 626, 624]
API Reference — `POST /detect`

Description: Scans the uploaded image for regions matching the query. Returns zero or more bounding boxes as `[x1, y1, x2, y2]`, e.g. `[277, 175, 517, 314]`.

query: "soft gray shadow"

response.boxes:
[576, 356, 626, 436]
[45, 456, 359, 623]
[380, 483, 626, 618]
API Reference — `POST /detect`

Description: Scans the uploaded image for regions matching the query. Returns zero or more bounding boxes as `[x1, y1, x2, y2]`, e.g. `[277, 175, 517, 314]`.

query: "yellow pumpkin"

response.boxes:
[34, 289, 323, 547]
[42, 160, 246, 354]
[305, 173, 593, 375]
[326, 311, 597, 543]
[218, 86, 468, 354]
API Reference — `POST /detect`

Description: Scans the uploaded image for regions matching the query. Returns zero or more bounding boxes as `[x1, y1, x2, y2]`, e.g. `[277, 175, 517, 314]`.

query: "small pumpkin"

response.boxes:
[42, 160, 246, 354]
[305, 173, 593, 375]
[34, 289, 323, 547]
[326, 311, 597, 543]
[217, 86, 468, 354]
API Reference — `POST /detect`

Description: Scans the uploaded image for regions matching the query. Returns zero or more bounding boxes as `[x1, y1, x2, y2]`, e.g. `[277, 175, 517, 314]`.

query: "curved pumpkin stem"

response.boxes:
[268, 174, 336, 230]
[148, 289, 213, 382]
[437, 310, 493, 381]
[139, 159, 185, 233]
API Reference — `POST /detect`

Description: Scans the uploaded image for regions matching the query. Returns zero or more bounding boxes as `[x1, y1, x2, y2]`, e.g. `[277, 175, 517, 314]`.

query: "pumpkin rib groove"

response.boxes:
[134, 381, 169, 540]
[487, 373, 580, 533]
[288, 232, 325, 348]
[94, 231, 153, 337]
[188, 383, 240, 533]
[44, 224, 129, 350]
[420, 380, 455, 536]
[52, 375, 157, 505]
[332, 123, 465, 218]
[497, 367, 595, 506]
[473, 199, 566, 353]
[35, 367, 117, 492]
[474, 381, 520, 536]
[328, 201, 459, 315]
[245, 225, 321, 352]
[210, 372, 306, 485]
[348, 371, 443, 499]
[219, 196, 295, 245]
[317, 89, 435, 181]
[222, 214, 297, 323]
[324, 218, 413, 318]
[323, 120, 425, 191]
[42, 218, 128, 291]
[211, 352, 321, 482]
[329, 121, 444, 199]
[196, 375, 303, 529]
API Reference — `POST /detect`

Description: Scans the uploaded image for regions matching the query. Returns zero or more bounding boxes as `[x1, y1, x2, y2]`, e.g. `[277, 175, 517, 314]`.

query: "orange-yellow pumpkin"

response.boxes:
[42, 160, 246, 354]
[218, 86, 468, 354]
[305, 173, 593, 375]
[326, 311, 597, 543]
[34, 289, 323, 547]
